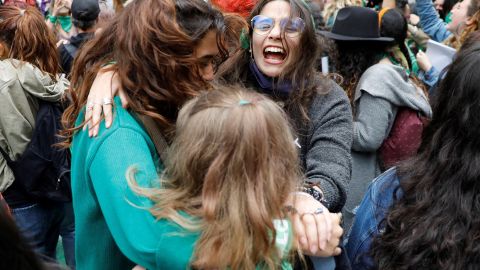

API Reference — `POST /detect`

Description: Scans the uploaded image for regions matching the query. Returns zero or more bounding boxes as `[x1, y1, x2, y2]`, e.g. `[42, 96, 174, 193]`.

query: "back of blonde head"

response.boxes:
[132, 86, 301, 269]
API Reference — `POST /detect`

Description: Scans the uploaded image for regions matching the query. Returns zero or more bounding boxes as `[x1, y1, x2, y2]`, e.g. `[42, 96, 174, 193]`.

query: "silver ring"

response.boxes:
[86, 101, 94, 110]
[313, 207, 324, 215]
[102, 97, 113, 106]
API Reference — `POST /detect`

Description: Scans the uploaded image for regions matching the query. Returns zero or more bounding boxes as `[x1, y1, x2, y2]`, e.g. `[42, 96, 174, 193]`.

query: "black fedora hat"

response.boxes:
[318, 6, 393, 42]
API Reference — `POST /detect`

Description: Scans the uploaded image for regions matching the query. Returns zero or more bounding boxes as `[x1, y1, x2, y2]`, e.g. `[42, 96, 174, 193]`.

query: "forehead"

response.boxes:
[194, 30, 219, 58]
[259, 1, 292, 19]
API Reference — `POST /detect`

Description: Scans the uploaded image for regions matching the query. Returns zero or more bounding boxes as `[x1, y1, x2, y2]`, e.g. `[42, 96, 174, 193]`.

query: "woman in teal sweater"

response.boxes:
[62, 0, 229, 269]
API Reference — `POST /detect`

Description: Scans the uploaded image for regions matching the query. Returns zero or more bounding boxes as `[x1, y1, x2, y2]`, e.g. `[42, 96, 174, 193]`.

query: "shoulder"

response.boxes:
[0, 60, 20, 86]
[74, 99, 155, 158]
[346, 168, 400, 266]
[352, 167, 400, 227]
[361, 63, 405, 81]
[308, 78, 352, 126]
[310, 78, 351, 114]
[368, 168, 401, 204]
[355, 64, 411, 100]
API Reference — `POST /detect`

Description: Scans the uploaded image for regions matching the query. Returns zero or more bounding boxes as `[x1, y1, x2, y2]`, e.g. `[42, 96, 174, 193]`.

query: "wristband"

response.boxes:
[302, 181, 325, 204]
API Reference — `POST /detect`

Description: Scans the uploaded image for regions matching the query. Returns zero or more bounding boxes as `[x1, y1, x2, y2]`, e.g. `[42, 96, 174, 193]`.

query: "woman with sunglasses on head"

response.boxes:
[218, 2, 352, 267]
[218, 0, 353, 231]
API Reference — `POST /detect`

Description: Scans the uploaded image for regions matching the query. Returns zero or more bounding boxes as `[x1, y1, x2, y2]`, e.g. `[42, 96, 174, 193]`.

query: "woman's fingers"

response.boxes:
[292, 213, 308, 249]
[315, 213, 328, 250]
[84, 99, 94, 132]
[90, 103, 102, 137]
[301, 213, 320, 254]
[103, 102, 113, 128]
[85, 69, 119, 135]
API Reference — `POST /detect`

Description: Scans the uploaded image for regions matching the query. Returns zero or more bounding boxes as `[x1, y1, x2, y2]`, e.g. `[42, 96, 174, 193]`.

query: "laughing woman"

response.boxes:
[218, 0, 353, 215]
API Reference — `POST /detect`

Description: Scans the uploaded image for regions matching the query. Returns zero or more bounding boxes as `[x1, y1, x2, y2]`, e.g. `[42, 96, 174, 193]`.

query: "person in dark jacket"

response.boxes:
[58, 0, 99, 75]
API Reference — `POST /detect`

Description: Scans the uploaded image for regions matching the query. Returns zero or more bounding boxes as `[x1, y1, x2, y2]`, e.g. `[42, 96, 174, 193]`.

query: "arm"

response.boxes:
[304, 86, 353, 213]
[353, 92, 396, 152]
[416, 0, 452, 42]
[89, 128, 194, 269]
[419, 67, 440, 89]
[45, 0, 64, 35]
[408, 24, 430, 48]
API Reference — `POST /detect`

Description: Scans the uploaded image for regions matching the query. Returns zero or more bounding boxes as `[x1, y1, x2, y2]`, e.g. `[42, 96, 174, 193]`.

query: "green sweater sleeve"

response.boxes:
[88, 127, 172, 269]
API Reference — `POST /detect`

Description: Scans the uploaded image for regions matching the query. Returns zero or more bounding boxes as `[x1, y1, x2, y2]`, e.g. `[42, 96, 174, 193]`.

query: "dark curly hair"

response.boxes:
[371, 36, 480, 270]
[332, 40, 386, 102]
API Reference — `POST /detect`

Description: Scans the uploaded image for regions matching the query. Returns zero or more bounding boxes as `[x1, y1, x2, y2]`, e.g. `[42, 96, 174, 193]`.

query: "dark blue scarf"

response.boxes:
[249, 60, 293, 98]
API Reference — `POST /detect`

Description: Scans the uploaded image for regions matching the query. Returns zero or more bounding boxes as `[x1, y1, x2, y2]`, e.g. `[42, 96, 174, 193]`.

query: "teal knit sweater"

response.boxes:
[71, 99, 293, 270]
[71, 101, 198, 270]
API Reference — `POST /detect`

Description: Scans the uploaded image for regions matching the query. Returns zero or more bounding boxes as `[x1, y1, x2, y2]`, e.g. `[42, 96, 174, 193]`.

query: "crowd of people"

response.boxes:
[0, 0, 479, 269]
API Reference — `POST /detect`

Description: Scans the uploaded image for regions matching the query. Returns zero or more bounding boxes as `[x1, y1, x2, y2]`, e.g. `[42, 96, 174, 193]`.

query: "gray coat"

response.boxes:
[296, 81, 353, 212]
[344, 63, 432, 228]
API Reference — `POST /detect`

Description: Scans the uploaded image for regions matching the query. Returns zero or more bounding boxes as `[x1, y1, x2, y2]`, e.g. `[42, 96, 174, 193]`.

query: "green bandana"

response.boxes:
[405, 42, 420, 76]
[445, 12, 453, 24]
[57, 16, 72, 33]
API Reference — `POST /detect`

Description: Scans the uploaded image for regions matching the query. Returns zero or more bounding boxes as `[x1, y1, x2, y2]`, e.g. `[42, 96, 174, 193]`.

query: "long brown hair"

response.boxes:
[0, 6, 59, 76]
[130, 86, 301, 269]
[217, 0, 331, 123]
[62, 0, 227, 144]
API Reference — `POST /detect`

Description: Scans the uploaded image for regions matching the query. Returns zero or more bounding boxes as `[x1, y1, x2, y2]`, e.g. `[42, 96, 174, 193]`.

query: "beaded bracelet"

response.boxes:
[302, 181, 326, 204]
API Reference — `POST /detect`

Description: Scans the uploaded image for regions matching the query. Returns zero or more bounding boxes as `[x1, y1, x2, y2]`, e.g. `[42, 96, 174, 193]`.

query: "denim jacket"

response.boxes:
[419, 66, 441, 91]
[416, 0, 452, 42]
[345, 168, 403, 270]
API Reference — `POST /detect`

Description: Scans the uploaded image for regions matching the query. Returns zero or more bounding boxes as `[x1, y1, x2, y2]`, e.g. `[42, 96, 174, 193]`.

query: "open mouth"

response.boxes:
[263, 46, 287, 62]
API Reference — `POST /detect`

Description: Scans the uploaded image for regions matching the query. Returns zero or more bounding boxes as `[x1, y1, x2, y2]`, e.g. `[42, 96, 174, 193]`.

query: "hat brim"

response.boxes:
[317, 30, 394, 42]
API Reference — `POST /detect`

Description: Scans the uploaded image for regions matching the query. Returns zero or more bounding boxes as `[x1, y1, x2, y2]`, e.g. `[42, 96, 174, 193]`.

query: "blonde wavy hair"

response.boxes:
[130, 86, 302, 269]
[323, 0, 362, 27]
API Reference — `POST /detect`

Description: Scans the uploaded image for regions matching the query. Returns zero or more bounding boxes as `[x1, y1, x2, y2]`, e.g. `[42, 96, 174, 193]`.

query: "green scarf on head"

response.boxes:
[57, 16, 72, 33]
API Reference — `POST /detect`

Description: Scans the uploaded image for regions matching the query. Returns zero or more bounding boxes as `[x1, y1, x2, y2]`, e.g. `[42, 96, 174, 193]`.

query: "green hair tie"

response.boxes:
[240, 28, 250, 50]
[239, 99, 251, 106]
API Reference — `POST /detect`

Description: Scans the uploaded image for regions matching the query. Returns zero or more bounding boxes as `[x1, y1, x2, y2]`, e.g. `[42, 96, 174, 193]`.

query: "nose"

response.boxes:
[268, 22, 282, 39]
[200, 64, 215, 81]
